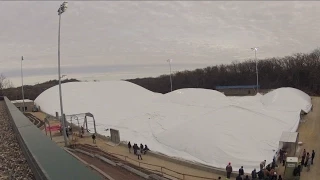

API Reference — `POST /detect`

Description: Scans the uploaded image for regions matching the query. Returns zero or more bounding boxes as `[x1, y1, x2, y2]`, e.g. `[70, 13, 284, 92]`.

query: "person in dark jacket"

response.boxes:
[226, 162, 233, 179]
[133, 143, 138, 155]
[127, 141, 132, 153]
[251, 168, 257, 179]
[140, 143, 144, 151]
[236, 174, 243, 180]
[143, 144, 150, 154]
[239, 166, 244, 178]
[244, 175, 250, 180]
[311, 150, 315, 165]
[293, 166, 300, 176]
[91, 133, 96, 144]
[278, 175, 283, 180]
[258, 170, 264, 179]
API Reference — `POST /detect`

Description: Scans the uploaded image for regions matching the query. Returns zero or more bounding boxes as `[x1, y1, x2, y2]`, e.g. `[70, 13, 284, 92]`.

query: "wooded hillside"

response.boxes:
[127, 49, 320, 96]
[1, 79, 79, 100]
[1, 49, 319, 101]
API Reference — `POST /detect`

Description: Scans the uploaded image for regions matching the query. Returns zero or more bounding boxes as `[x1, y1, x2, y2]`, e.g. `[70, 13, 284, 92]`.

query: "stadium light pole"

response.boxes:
[21, 56, 25, 112]
[167, 59, 173, 92]
[251, 47, 259, 93]
[57, 1, 68, 147]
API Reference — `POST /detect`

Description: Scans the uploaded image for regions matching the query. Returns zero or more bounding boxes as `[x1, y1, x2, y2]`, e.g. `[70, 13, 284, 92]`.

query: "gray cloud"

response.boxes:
[0, 1, 319, 78]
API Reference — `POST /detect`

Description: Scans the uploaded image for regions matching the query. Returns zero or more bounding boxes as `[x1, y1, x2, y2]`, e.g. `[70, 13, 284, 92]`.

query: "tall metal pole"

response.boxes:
[255, 50, 259, 93]
[21, 56, 25, 112]
[168, 59, 173, 92]
[58, 10, 68, 147]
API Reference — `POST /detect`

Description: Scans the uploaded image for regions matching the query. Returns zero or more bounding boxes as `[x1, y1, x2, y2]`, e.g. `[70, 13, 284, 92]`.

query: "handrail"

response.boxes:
[77, 143, 218, 180]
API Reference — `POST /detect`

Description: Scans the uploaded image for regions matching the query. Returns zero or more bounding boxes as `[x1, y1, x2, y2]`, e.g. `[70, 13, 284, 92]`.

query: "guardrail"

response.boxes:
[109, 152, 218, 180]
[2, 97, 104, 180]
[76, 143, 219, 180]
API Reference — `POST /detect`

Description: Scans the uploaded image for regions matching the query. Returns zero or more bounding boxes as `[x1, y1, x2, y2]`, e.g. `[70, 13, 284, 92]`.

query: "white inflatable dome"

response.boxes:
[261, 87, 312, 113]
[34, 81, 311, 173]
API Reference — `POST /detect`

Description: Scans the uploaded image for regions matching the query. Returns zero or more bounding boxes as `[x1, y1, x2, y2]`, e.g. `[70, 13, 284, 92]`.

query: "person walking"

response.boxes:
[251, 168, 257, 180]
[226, 162, 233, 179]
[239, 166, 244, 178]
[128, 141, 132, 153]
[311, 150, 315, 165]
[137, 148, 143, 160]
[91, 133, 96, 144]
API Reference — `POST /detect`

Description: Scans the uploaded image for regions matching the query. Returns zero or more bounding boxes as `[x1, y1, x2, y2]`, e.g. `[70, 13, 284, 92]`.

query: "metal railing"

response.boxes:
[76, 143, 218, 180]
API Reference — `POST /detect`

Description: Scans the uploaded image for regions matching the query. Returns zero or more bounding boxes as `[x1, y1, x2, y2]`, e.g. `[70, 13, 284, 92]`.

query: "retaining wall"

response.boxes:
[2, 97, 104, 180]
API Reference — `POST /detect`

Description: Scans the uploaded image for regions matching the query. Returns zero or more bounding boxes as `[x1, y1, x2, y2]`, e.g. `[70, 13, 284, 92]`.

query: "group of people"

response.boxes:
[299, 149, 315, 172]
[224, 161, 282, 180]
[127, 141, 150, 160]
[221, 148, 316, 180]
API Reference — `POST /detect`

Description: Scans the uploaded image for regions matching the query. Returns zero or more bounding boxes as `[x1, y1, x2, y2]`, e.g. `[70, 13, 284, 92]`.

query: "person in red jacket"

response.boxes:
[226, 162, 233, 179]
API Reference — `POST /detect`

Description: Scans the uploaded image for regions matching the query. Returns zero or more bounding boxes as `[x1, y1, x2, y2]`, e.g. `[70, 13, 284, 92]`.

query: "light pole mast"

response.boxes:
[57, 1, 68, 146]
[251, 47, 259, 93]
[167, 59, 173, 92]
[21, 56, 25, 112]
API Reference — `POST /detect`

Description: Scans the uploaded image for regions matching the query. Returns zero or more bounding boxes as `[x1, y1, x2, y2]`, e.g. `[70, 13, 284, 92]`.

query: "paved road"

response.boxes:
[73, 151, 144, 180]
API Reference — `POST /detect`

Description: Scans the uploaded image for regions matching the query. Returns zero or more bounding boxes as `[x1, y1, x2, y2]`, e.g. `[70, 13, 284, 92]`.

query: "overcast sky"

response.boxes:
[1, 1, 320, 86]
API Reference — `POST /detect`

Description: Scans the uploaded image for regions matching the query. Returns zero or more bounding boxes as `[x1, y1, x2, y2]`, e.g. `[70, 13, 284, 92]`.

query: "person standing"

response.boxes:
[133, 144, 138, 155]
[305, 152, 310, 167]
[91, 133, 96, 144]
[128, 141, 132, 153]
[239, 166, 244, 178]
[251, 168, 257, 180]
[307, 157, 312, 171]
[226, 162, 233, 179]
[260, 160, 266, 170]
[311, 150, 315, 165]
[137, 148, 143, 160]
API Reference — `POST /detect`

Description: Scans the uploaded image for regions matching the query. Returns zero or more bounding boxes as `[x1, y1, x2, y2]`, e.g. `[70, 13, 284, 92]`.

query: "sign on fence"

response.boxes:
[46, 125, 61, 131]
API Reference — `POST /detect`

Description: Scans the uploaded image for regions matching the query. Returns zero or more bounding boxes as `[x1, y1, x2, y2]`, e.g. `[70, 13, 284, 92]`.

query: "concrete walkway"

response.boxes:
[296, 97, 320, 179]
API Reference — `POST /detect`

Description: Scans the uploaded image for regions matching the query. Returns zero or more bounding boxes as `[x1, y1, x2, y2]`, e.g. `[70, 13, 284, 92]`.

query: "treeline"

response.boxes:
[127, 49, 320, 96]
[2, 78, 79, 100]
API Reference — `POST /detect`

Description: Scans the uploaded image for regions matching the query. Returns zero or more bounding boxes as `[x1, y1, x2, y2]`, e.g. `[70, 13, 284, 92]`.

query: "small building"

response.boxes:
[11, 99, 34, 112]
[215, 85, 260, 96]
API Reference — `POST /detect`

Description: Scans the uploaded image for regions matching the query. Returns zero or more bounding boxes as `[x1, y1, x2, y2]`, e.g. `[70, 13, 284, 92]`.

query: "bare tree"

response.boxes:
[0, 74, 14, 96]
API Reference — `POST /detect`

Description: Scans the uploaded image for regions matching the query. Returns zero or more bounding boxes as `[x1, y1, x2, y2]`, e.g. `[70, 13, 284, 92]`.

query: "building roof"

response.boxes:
[279, 131, 299, 143]
[11, 99, 34, 103]
[215, 85, 260, 90]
